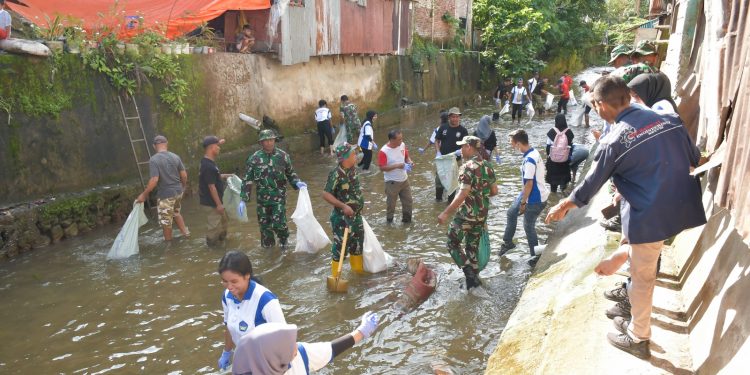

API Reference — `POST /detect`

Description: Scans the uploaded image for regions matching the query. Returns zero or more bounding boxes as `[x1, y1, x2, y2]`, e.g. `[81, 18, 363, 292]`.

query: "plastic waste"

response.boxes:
[225, 175, 249, 222]
[499, 100, 510, 116]
[478, 227, 491, 271]
[291, 187, 330, 253]
[239, 113, 261, 130]
[332, 124, 347, 148]
[526, 102, 535, 123]
[434, 154, 459, 197]
[572, 105, 586, 127]
[107, 202, 148, 259]
[362, 217, 394, 273]
[544, 93, 554, 110]
[569, 92, 578, 106]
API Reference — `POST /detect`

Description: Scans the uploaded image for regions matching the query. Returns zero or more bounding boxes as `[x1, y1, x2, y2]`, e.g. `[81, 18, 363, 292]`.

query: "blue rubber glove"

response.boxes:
[454, 149, 462, 157]
[418, 147, 425, 154]
[296, 181, 307, 189]
[494, 155, 501, 164]
[238, 200, 246, 217]
[218, 349, 232, 370]
[356, 311, 379, 339]
[404, 163, 413, 173]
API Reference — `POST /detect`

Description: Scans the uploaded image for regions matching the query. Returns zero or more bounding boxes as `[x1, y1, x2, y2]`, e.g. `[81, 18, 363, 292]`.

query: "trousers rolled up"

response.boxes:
[626, 241, 664, 341]
[256, 201, 289, 247]
[447, 217, 484, 271]
[503, 196, 546, 255]
[385, 179, 413, 222]
[330, 212, 364, 261]
[201, 205, 228, 246]
[317, 120, 333, 148]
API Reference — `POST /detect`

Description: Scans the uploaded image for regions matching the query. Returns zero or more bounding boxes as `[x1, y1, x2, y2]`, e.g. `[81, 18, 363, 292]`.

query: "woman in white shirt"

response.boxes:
[232, 312, 378, 375]
[217, 251, 286, 371]
[356, 110, 377, 171]
[627, 72, 678, 115]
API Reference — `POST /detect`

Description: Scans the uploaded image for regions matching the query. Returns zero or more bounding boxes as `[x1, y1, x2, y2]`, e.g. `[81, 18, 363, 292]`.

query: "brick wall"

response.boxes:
[413, 0, 456, 43]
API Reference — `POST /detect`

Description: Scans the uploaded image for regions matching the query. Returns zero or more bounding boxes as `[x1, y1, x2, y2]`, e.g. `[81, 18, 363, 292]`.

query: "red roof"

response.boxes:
[7, 0, 271, 39]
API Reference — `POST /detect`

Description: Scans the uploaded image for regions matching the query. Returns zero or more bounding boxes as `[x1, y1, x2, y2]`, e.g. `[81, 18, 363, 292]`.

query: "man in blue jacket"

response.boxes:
[545, 76, 706, 359]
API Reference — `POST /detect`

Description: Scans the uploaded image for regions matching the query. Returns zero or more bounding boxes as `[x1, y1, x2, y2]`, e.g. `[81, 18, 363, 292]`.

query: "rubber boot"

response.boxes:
[350, 255, 364, 273]
[331, 260, 341, 277]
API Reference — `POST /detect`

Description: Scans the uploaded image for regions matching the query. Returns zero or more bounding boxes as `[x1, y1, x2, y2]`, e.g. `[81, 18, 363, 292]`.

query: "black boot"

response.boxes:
[463, 265, 481, 290]
[436, 186, 444, 201]
[402, 213, 412, 223]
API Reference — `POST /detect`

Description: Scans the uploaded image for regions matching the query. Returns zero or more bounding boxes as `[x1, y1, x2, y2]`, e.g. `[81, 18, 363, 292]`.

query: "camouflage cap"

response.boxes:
[335, 143, 355, 162]
[608, 44, 630, 64]
[456, 135, 482, 148]
[631, 40, 657, 56]
[258, 129, 277, 142]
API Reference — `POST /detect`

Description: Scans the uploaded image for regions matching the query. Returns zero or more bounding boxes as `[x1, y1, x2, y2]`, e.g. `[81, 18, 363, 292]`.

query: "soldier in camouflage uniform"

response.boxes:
[608, 44, 631, 69]
[339, 95, 360, 144]
[612, 41, 658, 84]
[438, 136, 498, 291]
[322, 143, 366, 275]
[242, 130, 306, 248]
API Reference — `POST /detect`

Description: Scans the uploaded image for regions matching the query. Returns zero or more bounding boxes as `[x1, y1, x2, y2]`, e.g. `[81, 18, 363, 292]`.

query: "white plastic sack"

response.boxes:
[107, 202, 148, 259]
[569, 92, 578, 106]
[526, 102, 535, 123]
[544, 93, 554, 110]
[362, 217, 394, 273]
[333, 124, 347, 148]
[572, 105, 586, 127]
[225, 175, 249, 222]
[434, 154, 459, 197]
[291, 187, 330, 253]
[499, 100, 510, 116]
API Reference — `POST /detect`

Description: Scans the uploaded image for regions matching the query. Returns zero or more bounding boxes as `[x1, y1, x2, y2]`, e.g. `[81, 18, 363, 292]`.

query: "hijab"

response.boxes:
[548, 114, 573, 144]
[476, 115, 492, 141]
[554, 113, 568, 131]
[363, 110, 377, 126]
[627, 72, 677, 111]
[440, 110, 449, 126]
[233, 323, 298, 375]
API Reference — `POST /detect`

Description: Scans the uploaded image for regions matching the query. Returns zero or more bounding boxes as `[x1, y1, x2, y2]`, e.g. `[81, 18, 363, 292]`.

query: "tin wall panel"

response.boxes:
[281, 3, 316, 65]
[315, 0, 342, 55]
[340, 0, 397, 54]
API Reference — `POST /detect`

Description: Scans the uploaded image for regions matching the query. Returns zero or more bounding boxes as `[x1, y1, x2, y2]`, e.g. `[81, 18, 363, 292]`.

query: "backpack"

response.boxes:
[549, 127, 570, 163]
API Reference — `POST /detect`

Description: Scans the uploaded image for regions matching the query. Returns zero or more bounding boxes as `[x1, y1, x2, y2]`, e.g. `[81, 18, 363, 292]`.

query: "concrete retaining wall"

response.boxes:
[0, 52, 480, 205]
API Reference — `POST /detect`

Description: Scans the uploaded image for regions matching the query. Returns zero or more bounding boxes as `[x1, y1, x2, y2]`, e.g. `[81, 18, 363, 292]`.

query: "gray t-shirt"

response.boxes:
[149, 151, 185, 199]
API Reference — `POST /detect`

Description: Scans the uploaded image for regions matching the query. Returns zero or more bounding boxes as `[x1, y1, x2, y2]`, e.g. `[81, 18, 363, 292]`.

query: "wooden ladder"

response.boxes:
[118, 95, 152, 190]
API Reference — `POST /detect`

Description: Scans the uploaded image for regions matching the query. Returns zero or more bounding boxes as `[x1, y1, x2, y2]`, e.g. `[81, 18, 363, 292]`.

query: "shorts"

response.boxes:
[157, 193, 183, 226]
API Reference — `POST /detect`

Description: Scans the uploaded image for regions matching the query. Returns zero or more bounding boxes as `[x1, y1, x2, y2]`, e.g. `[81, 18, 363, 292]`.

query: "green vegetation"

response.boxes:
[473, 0, 649, 82]
[40, 194, 102, 227]
[409, 36, 440, 71]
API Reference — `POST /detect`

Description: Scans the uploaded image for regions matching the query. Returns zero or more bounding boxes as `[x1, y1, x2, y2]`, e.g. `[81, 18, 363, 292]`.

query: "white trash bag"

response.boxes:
[499, 100, 510, 116]
[291, 187, 330, 253]
[434, 154, 459, 197]
[107, 202, 148, 260]
[572, 105, 586, 127]
[526, 102, 536, 123]
[544, 93, 554, 110]
[225, 175, 249, 222]
[362, 217, 394, 273]
[569, 92, 578, 106]
[333, 124, 347, 148]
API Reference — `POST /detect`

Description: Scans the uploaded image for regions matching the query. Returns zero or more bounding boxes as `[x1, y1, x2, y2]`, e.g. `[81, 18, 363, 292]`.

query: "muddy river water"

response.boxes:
[0, 70, 603, 374]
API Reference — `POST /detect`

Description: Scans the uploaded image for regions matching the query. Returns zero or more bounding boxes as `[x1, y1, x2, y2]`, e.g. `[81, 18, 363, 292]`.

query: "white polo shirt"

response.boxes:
[378, 142, 409, 182]
[222, 280, 286, 346]
[520, 147, 549, 203]
[285, 342, 333, 374]
[0, 10, 11, 32]
[314, 107, 331, 122]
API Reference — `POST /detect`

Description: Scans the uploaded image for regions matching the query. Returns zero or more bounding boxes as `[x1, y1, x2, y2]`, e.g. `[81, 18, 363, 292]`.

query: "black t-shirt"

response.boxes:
[199, 157, 224, 207]
[435, 124, 469, 155]
[533, 81, 545, 95]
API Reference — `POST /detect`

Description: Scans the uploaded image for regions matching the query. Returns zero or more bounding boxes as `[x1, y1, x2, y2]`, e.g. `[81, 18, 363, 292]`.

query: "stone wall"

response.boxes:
[0, 52, 481, 205]
[0, 185, 140, 260]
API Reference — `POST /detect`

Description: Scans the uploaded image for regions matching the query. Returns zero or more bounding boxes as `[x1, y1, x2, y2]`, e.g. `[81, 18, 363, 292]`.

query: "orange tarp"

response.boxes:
[7, 0, 270, 39]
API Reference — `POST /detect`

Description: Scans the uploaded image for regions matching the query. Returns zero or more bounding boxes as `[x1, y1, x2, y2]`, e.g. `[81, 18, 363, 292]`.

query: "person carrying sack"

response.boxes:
[322, 143, 366, 274]
[511, 78, 532, 125]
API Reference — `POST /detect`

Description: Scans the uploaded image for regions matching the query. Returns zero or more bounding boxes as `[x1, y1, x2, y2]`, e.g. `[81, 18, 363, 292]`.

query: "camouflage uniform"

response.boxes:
[324, 164, 365, 261]
[242, 147, 300, 247]
[612, 63, 656, 84]
[447, 155, 497, 270]
[340, 102, 360, 144]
